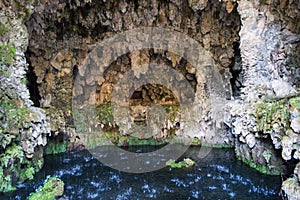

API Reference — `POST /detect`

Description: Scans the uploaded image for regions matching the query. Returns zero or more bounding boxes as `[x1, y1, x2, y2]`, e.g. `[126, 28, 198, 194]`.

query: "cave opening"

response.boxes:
[230, 41, 243, 98]
[25, 50, 41, 107]
[24, 0, 243, 146]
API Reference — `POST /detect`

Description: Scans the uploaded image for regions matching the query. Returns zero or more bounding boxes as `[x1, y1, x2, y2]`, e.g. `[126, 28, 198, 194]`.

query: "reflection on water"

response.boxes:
[1, 146, 281, 199]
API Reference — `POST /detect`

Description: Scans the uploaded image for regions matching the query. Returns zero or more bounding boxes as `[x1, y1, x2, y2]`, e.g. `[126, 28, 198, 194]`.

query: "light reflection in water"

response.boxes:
[1, 147, 281, 200]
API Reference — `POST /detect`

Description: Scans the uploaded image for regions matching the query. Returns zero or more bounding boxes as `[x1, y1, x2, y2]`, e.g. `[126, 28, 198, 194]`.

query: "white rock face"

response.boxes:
[271, 79, 296, 98]
[0, 9, 51, 158]
[282, 136, 294, 161]
[245, 134, 256, 149]
[291, 108, 300, 133]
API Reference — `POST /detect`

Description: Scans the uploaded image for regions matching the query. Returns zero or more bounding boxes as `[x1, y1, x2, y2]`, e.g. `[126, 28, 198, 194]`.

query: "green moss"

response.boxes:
[289, 97, 300, 110]
[97, 104, 114, 125]
[238, 157, 281, 175]
[87, 131, 108, 149]
[255, 96, 300, 134]
[255, 99, 290, 133]
[0, 22, 10, 37]
[21, 77, 27, 85]
[166, 158, 195, 168]
[163, 105, 180, 122]
[0, 44, 16, 66]
[202, 143, 233, 148]
[191, 137, 201, 146]
[127, 136, 165, 146]
[0, 96, 31, 130]
[28, 176, 64, 200]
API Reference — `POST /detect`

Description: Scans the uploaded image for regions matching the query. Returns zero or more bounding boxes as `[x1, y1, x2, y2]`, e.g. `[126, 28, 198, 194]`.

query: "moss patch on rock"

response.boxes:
[238, 157, 281, 176]
[28, 176, 64, 200]
[255, 96, 300, 133]
[255, 98, 290, 134]
[166, 158, 195, 169]
[202, 143, 234, 149]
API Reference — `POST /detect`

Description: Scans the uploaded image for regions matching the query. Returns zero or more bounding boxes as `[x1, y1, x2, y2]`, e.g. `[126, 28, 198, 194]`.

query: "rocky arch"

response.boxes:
[25, 0, 241, 145]
[72, 27, 226, 144]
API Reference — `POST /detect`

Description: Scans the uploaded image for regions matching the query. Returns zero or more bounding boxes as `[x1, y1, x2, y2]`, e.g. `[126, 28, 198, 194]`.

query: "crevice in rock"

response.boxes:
[230, 41, 243, 98]
[25, 50, 41, 107]
[282, 158, 298, 179]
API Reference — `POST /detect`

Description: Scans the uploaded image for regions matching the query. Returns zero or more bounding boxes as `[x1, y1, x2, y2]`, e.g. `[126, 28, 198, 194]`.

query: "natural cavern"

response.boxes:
[0, 0, 299, 199]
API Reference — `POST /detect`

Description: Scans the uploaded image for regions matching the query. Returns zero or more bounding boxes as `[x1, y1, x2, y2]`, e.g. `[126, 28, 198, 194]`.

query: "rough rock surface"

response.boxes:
[228, 0, 300, 197]
[0, 1, 50, 192]
[25, 0, 241, 146]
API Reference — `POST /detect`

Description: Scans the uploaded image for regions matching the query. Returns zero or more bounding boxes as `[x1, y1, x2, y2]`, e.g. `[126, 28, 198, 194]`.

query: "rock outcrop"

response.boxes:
[0, 1, 50, 192]
[228, 0, 300, 198]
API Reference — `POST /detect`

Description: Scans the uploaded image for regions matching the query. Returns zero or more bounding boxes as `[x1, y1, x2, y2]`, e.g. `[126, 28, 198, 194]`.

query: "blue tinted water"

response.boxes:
[1, 146, 282, 199]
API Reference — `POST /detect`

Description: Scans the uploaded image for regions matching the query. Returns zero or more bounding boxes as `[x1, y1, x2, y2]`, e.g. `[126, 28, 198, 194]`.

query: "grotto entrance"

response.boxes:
[24, 0, 242, 146]
[94, 49, 197, 139]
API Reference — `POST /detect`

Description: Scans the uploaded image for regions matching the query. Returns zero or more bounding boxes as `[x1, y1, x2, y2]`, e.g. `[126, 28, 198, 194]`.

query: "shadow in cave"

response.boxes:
[25, 49, 41, 107]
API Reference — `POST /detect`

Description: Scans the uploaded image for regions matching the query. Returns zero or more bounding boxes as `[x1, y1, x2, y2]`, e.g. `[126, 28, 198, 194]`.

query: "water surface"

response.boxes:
[1, 146, 282, 199]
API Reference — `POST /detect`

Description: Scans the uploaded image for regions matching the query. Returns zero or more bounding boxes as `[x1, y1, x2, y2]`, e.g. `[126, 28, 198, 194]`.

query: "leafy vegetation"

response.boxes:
[255, 99, 290, 133]
[0, 96, 40, 193]
[0, 142, 38, 192]
[0, 96, 31, 132]
[44, 140, 68, 155]
[28, 176, 64, 200]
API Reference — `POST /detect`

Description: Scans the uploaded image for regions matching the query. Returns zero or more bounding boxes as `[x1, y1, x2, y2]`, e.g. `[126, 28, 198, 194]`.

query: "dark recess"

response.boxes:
[230, 41, 243, 98]
[25, 50, 41, 107]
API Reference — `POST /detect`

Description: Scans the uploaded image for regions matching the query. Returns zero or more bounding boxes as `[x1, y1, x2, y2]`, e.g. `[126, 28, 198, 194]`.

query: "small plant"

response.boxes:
[21, 167, 35, 180]
[21, 77, 27, 85]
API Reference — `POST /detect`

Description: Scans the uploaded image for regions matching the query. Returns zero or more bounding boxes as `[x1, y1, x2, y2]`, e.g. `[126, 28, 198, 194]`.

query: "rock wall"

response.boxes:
[228, 0, 300, 198]
[0, 1, 50, 192]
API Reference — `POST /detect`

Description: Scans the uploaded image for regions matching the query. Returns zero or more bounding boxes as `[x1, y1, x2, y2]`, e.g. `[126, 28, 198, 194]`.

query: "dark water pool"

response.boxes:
[1, 146, 282, 199]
